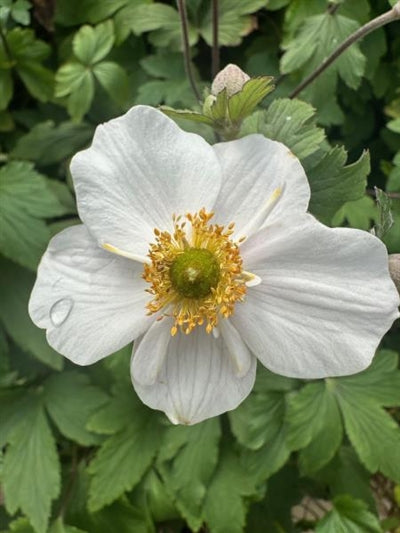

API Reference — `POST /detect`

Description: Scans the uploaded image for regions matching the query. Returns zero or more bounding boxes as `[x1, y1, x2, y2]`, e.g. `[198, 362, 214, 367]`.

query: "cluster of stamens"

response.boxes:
[143, 209, 247, 336]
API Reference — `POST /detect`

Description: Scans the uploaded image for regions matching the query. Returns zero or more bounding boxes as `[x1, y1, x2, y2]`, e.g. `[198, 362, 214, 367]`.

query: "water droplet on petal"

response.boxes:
[50, 298, 73, 327]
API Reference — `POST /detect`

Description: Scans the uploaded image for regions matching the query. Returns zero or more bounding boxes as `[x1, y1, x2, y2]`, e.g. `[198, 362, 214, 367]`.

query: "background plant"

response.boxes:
[0, 0, 399, 532]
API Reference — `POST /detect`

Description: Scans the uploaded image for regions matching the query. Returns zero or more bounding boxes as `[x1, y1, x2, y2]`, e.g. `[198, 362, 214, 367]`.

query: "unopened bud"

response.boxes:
[211, 64, 250, 97]
[389, 254, 400, 294]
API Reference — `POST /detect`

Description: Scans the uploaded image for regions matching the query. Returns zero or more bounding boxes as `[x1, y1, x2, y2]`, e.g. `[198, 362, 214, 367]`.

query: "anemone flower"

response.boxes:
[29, 105, 399, 425]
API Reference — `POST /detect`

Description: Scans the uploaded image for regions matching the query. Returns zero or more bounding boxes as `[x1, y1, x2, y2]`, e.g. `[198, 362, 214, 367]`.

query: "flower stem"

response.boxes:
[289, 2, 400, 99]
[176, 0, 202, 102]
[211, 0, 220, 78]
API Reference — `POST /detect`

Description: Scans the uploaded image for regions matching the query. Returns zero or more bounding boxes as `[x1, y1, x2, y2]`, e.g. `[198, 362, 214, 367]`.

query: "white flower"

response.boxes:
[29, 106, 399, 425]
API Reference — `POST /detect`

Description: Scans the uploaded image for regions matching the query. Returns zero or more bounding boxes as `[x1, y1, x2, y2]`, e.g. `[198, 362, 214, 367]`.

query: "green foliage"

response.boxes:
[315, 495, 382, 532]
[87, 384, 165, 512]
[2, 394, 60, 533]
[0, 162, 72, 269]
[1, 0, 399, 531]
[157, 420, 221, 530]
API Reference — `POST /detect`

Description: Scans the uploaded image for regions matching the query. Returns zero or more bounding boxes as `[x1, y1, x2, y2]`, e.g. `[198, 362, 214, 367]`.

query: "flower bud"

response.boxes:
[211, 64, 250, 97]
[389, 254, 400, 294]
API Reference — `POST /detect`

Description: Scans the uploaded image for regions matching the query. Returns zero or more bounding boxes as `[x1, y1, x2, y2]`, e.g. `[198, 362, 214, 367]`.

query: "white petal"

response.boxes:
[233, 215, 400, 378]
[29, 225, 152, 365]
[70, 106, 221, 259]
[218, 319, 253, 377]
[212, 135, 310, 237]
[131, 321, 257, 425]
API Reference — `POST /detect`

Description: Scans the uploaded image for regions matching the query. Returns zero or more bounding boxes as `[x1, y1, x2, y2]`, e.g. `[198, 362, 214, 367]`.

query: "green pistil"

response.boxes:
[169, 248, 220, 299]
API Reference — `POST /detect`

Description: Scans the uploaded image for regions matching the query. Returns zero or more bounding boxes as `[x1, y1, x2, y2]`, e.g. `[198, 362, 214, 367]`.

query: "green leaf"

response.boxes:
[241, 98, 326, 159]
[73, 20, 114, 65]
[56, 63, 95, 121]
[373, 187, 394, 239]
[93, 61, 129, 105]
[228, 76, 274, 122]
[0, 257, 63, 369]
[336, 389, 400, 483]
[7, 28, 54, 101]
[72, 499, 154, 533]
[48, 517, 88, 533]
[332, 196, 378, 231]
[11, 121, 93, 165]
[306, 148, 370, 224]
[161, 107, 214, 126]
[281, 13, 366, 124]
[0, 162, 68, 269]
[230, 391, 287, 451]
[203, 448, 257, 533]
[315, 447, 375, 508]
[286, 382, 343, 474]
[199, 0, 269, 47]
[0, 70, 13, 111]
[157, 419, 221, 531]
[87, 385, 165, 512]
[3, 394, 60, 533]
[54, 0, 128, 26]
[316, 494, 382, 533]
[44, 372, 109, 446]
[115, 2, 192, 49]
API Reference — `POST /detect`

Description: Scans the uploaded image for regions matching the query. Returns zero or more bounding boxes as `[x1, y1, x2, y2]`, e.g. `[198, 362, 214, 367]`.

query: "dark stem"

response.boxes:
[211, 0, 220, 78]
[327, 2, 340, 15]
[289, 3, 400, 99]
[176, 0, 201, 102]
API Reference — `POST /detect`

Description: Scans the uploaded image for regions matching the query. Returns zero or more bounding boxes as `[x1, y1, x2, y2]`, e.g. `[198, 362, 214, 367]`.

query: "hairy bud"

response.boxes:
[211, 64, 250, 97]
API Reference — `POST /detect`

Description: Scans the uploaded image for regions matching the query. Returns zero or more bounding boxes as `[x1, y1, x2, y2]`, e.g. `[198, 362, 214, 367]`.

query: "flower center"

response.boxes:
[143, 209, 247, 336]
[169, 248, 220, 299]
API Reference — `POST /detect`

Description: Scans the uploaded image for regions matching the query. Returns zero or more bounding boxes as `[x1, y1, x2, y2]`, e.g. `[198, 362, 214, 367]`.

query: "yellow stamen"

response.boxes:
[102, 243, 150, 264]
[143, 209, 248, 336]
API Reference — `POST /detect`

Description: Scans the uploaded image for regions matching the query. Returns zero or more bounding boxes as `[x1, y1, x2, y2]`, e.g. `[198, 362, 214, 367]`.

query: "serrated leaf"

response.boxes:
[0, 162, 68, 269]
[161, 107, 214, 126]
[11, 121, 93, 165]
[306, 148, 370, 223]
[335, 350, 400, 406]
[286, 382, 343, 474]
[374, 187, 394, 239]
[336, 391, 400, 483]
[332, 196, 378, 231]
[281, 13, 366, 124]
[315, 447, 375, 508]
[3, 394, 60, 533]
[93, 61, 129, 105]
[199, 0, 269, 47]
[0, 257, 63, 369]
[6, 28, 54, 101]
[56, 62, 95, 122]
[316, 494, 382, 533]
[157, 419, 221, 531]
[230, 391, 286, 451]
[88, 386, 165, 512]
[241, 98, 326, 159]
[228, 76, 274, 122]
[203, 448, 257, 533]
[44, 372, 109, 446]
[73, 20, 114, 65]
